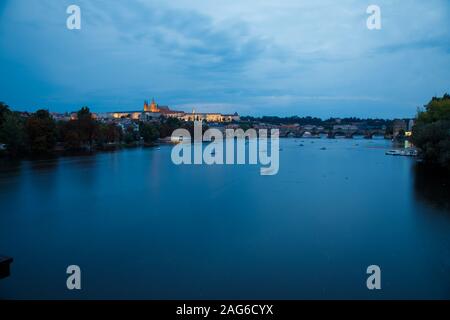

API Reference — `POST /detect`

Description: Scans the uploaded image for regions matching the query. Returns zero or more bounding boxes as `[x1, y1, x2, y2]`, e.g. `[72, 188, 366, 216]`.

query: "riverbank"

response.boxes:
[0, 141, 160, 161]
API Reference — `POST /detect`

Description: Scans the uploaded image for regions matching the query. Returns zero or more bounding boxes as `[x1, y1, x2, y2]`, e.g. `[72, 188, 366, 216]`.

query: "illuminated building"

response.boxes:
[95, 98, 240, 123]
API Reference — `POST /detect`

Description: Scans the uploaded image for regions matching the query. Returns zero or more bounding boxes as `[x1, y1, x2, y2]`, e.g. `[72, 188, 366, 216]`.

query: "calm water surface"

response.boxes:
[1, 138, 449, 299]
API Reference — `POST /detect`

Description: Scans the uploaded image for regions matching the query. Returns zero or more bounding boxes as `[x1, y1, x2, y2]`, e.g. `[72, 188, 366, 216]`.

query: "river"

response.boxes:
[0, 137, 449, 299]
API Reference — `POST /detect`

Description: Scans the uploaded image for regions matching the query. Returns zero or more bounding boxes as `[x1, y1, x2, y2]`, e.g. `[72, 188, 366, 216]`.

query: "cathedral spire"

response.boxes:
[150, 98, 158, 112]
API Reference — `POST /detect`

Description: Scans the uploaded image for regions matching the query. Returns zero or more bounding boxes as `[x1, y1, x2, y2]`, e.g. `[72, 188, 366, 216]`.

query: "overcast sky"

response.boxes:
[1, 0, 449, 118]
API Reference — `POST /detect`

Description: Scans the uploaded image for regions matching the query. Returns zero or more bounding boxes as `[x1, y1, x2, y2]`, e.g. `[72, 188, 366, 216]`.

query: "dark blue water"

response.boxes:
[1, 138, 450, 299]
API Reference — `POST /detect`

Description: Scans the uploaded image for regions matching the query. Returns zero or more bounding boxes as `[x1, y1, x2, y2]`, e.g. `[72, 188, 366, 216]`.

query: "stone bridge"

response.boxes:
[279, 126, 386, 139]
[327, 128, 386, 139]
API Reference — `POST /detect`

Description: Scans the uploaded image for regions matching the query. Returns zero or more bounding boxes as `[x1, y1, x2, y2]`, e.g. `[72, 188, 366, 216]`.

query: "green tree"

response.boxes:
[139, 122, 160, 143]
[57, 107, 98, 151]
[0, 102, 12, 127]
[159, 117, 182, 138]
[58, 120, 81, 151]
[123, 125, 139, 144]
[77, 107, 98, 149]
[0, 102, 12, 144]
[412, 94, 450, 167]
[97, 123, 122, 145]
[25, 109, 57, 155]
[0, 112, 27, 156]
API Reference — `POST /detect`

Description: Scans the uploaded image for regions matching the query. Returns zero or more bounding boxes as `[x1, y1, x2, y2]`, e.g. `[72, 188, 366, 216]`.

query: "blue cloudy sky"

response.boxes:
[0, 0, 449, 118]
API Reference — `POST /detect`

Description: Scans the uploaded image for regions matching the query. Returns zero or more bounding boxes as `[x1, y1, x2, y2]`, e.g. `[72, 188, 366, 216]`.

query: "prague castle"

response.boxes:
[103, 98, 240, 123]
[143, 99, 159, 112]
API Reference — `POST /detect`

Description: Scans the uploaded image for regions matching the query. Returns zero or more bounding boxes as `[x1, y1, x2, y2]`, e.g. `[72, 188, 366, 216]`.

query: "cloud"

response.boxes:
[0, 0, 449, 117]
[373, 39, 450, 55]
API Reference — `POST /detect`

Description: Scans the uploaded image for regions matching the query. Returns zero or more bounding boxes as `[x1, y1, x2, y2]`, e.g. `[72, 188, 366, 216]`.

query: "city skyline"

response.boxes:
[1, 0, 449, 118]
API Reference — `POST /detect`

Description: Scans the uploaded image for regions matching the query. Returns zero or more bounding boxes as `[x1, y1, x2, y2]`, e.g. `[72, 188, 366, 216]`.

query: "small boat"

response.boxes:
[404, 149, 418, 157]
[386, 150, 402, 156]
[385, 149, 418, 157]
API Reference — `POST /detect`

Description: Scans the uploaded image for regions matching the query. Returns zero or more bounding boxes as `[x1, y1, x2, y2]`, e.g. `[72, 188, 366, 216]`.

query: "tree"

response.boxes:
[412, 94, 450, 168]
[58, 120, 81, 151]
[25, 109, 57, 155]
[0, 102, 12, 145]
[76, 107, 98, 149]
[97, 123, 122, 145]
[139, 122, 160, 144]
[57, 107, 98, 151]
[0, 102, 12, 127]
[159, 117, 182, 138]
[123, 125, 139, 144]
[0, 112, 26, 156]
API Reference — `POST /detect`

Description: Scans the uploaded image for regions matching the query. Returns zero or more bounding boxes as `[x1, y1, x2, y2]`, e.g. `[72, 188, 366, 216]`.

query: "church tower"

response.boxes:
[150, 98, 158, 112]
[143, 100, 150, 112]
[144, 99, 159, 112]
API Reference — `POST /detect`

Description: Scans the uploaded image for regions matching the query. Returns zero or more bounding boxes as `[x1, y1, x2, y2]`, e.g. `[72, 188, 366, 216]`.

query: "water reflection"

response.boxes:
[413, 163, 450, 211]
[2, 140, 450, 299]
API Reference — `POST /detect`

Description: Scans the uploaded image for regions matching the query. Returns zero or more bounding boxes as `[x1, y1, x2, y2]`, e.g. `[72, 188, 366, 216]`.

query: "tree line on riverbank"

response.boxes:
[0, 103, 186, 157]
[1, 95, 449, 168]
[412, 94, 450, 169]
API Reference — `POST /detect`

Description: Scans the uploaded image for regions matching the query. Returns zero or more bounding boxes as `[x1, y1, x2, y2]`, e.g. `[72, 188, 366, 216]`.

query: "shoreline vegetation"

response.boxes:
[412, 94, 450, 169]
[0, 94, 449, 170]
[0, 105, 191, 159]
